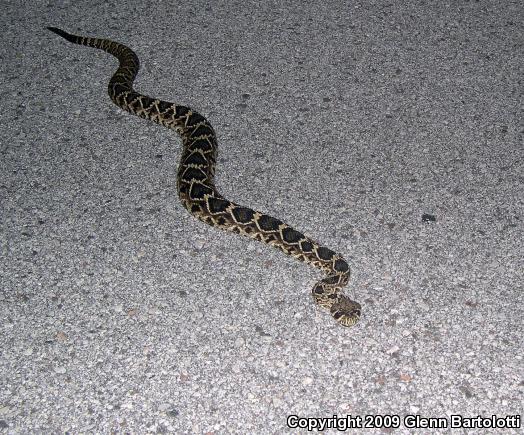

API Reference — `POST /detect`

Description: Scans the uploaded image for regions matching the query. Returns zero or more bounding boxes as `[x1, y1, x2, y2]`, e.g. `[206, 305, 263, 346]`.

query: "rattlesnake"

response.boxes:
[47, 27, 361, 327]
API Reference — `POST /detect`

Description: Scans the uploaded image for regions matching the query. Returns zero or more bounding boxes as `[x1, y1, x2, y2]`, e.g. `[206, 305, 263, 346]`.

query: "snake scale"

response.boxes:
[47, 27, 361, 327]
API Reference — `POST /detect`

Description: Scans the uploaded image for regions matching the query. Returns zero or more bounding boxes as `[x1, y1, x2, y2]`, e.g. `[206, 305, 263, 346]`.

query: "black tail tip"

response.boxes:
[47, 27, 76, 42]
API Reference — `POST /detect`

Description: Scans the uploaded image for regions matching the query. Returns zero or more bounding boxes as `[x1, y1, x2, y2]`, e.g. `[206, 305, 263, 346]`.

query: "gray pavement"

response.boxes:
[1, 1, 522, 433]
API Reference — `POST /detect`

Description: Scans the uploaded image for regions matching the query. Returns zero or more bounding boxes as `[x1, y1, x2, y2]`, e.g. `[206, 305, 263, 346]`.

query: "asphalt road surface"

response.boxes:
[1, 1, 522, 433]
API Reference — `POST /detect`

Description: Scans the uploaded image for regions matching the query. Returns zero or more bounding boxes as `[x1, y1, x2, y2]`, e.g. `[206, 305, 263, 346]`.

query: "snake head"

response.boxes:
[331, 298, 361, 327]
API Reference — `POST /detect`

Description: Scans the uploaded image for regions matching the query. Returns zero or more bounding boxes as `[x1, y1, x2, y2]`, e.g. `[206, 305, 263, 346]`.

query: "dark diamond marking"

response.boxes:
[232, 207, 255, 224]
[189, 182, 213, 200]
[187, 112, 205, 126]
[300, 240, 313, 252]
[257, 215, 282, 231]
[180, 167, 207, 182]
[188, 139, 213, 152]
[157, 100, 173, 113]
[207, 197, 230, 214]
[189, 124, 214, 138]
[183, 152, 207, 167]
[282, 227, 303, 244]
[317, 246, 335, 261]
[175, 106, 190, 118]
[334, 258, 349, 273]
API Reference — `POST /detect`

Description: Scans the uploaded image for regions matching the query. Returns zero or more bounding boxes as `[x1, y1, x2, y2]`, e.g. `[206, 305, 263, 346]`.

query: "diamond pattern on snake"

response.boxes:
[48, 27, 361, 327]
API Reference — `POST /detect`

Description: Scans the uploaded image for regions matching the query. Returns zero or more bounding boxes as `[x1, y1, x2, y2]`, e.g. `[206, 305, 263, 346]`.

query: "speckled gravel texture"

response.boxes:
[1, 1, 522, 434]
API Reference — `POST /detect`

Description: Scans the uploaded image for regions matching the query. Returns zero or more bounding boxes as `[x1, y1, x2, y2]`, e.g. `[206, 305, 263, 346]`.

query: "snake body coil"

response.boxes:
[48, 27, 361, 327]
